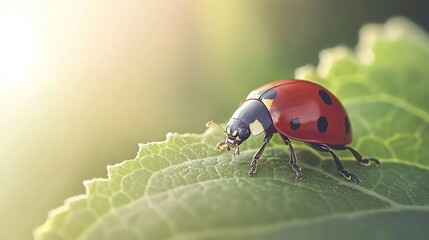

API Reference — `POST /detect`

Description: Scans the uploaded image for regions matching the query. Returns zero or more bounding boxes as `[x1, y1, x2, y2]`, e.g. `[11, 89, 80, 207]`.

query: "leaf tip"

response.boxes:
[33, 194, 87, 240]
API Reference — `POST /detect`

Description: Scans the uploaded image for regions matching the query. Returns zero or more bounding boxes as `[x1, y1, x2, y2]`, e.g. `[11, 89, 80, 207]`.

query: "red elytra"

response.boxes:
[207, 79, 379, 184]
[246, 79, 352, 145]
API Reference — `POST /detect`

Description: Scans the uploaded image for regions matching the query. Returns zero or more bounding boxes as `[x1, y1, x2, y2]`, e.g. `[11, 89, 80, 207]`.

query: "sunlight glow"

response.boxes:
[0, 5, 36, 89]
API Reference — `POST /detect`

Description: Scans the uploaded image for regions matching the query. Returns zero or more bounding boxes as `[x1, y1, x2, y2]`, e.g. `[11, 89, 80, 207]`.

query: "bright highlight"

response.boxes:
[0, 5, 36, 88]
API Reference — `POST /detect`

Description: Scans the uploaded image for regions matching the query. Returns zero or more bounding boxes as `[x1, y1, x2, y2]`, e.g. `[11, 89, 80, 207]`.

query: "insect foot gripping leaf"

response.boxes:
[35, 17, 429, 240]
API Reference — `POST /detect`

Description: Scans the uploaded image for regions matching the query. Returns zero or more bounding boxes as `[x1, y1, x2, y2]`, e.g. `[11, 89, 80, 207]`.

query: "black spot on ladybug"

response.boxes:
[317, 116, 328, 133]
[345, 116, 351, 134]
[290, 117, 300, 130]
[318, 89, 332, 105]
[263, 88, 277, 99]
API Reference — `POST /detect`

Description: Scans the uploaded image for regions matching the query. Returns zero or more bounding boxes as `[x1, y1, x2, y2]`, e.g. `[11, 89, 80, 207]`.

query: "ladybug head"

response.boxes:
[206, 119, 251, 156]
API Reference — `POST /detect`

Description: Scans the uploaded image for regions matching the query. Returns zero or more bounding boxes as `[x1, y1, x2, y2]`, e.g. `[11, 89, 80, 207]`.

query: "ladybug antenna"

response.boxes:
[206, 120, 227, 134]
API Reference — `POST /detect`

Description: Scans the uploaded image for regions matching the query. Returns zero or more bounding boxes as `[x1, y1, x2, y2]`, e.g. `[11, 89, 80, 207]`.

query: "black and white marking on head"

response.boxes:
[345, 116, 351, 135]
[318, 89, 332, 105]
[290, 117, 300, 130]
[317, 116, 328, 133]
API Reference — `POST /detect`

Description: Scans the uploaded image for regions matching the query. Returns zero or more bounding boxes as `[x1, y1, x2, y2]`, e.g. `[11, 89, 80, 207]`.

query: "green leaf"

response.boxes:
[34, 17, 429, 240]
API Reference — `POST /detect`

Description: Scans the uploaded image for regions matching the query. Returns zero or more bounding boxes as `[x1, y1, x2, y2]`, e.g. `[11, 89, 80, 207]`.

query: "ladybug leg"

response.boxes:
[329, 145, 381, 166]
[249, 133, 273, 176]
[279, 134, 302, 180]
[306, 143, 361, 184]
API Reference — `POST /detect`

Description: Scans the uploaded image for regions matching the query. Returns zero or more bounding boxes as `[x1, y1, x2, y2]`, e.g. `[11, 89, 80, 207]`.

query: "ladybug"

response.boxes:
[207, 79, 380, 184]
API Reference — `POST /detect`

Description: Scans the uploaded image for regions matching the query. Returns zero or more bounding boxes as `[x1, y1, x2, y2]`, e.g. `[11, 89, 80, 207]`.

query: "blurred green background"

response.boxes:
[0, 1, 428, 239]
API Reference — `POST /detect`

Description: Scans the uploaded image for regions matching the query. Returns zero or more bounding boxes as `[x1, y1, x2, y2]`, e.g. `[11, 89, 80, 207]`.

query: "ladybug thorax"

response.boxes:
[230, 99, 273, 136]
